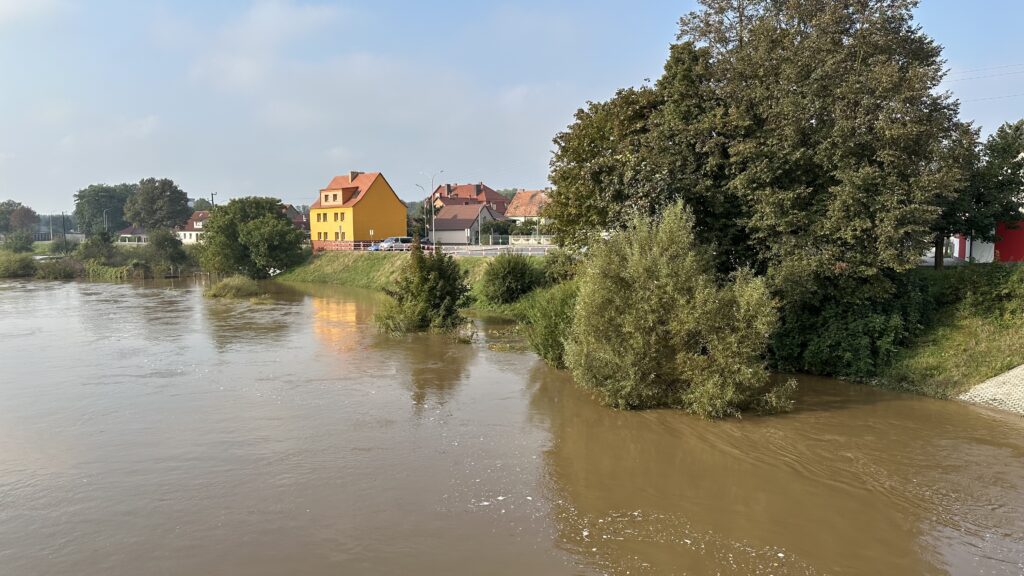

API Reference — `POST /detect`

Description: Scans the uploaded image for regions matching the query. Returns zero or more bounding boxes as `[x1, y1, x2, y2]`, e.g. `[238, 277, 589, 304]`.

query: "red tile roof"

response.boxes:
[431, 183, 508, 212]
[180, 210, 210, 232]
[505, 189, 549, 218]
[315, 171, 380, 208]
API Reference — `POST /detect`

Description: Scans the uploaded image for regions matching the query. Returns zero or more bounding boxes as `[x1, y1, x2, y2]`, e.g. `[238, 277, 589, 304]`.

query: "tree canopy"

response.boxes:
[197, 197, 304, 279]
[192, 198, 213, 211]
[124, 178, 190, 231]
[73, 183, 137, 236]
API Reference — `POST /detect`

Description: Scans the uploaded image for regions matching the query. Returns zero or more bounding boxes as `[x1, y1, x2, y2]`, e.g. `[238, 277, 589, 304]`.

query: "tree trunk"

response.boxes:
[933, 233, 945, 270]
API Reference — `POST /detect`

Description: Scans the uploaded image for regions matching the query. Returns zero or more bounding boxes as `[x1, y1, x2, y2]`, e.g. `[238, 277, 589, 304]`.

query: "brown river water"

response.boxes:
[1, 279, 1022, 575]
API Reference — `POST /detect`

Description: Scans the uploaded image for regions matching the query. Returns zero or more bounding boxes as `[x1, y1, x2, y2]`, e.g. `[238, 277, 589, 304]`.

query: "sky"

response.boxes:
[1, 0, 1023, 213]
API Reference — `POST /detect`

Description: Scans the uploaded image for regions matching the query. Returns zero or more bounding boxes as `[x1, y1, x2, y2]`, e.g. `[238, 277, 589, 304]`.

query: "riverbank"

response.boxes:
[279, 251, 1024, 406]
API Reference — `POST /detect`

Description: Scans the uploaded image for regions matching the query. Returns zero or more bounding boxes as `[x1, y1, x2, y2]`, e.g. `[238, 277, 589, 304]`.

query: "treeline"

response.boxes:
[544, 0, 1024, 383]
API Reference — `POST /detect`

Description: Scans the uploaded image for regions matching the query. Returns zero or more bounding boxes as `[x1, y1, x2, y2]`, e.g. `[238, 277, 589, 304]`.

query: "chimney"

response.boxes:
[349, 170, 363, 181]
[475, 183, 482, 196]
[445, 184, 453, 197]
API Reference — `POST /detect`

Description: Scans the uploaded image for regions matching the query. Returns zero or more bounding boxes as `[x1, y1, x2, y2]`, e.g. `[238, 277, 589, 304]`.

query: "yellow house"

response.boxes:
[309, 171, 407, 249]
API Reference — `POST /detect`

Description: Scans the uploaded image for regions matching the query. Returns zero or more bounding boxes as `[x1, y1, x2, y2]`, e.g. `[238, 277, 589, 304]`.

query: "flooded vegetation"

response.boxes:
[1, 279, 1023, 575]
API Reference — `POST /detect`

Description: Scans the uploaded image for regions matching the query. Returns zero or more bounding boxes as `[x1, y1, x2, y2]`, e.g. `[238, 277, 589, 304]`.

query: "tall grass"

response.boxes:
[0, 252, 36, 278]
[205, 276, 264, 298]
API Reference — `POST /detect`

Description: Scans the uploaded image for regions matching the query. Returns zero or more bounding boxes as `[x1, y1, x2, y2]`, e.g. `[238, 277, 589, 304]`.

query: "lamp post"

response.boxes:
[417, 169, 444, 243]
[103, 208, 111, 232]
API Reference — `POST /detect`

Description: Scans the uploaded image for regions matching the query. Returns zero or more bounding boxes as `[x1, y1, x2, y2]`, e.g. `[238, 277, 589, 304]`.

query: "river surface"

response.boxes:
[1, 279, 1023, 575]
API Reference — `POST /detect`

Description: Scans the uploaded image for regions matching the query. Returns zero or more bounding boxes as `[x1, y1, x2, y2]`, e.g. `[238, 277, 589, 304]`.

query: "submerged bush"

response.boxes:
[0, 252, 36, 278]
[566, 203, 793, 418]
[205, 275, 263, 298]
[35, 258, 82, 280]
[375, 242, 470, 333]
[523, 281, 578, 368]
[480, 252, 545, 304]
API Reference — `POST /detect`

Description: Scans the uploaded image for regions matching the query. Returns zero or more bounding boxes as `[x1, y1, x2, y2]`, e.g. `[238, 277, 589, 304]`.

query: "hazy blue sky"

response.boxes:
[2, 0, 1023, 212]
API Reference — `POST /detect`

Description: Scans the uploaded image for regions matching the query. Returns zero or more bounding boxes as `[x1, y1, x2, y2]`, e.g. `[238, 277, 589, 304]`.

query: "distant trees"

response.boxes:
[124, 178, 191, 231]
[73, 183, 137, 236]
[197, 197, 304, 279]
[192, 198, 213, 211]
[0, 200, 23, 234]
[8, 205, 38, 232]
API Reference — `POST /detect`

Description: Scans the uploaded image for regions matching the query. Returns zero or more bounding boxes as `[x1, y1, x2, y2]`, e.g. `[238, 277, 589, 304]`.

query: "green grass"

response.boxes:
[205, 275, 264, 298]
[880, 314, 1024, 398]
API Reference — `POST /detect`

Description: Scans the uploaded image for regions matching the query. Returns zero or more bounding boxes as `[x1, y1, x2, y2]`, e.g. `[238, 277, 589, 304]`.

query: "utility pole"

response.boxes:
[60, 212, 67, 255]
[103, 208, 111, 233]
[210, 192, 217, 207]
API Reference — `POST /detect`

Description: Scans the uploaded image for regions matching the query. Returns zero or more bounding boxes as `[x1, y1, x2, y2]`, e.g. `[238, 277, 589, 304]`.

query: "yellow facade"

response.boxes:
[309, 172, 407, 244]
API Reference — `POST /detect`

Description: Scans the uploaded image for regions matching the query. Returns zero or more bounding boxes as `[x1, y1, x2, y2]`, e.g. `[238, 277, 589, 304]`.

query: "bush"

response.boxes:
[479, 252, 545, 304]
[35, 258, 82, 280]
[565, 203, 793, 418]
[542, 248, 579, 284]
[205, 275, 263, 298]
[374, 242, 470, 333]
[2, 230, 35, 253]
[48, 235, 79, 255]
[76, 234, 117, 263]
[523, 281, 578, 368]
[0, 252, 36, 277]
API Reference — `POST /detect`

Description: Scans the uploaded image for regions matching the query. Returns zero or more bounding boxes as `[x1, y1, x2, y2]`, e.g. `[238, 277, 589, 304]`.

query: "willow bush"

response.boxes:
[375, 242, 470, 334]
[523, 281, 578, 368]
[479, 252, 545, 304]
[565, 203, 794, 418]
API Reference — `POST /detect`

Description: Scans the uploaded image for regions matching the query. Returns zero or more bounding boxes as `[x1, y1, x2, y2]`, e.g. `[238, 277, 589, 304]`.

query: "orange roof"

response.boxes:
[314, 171, 381, 208]
[179, 210, 210, 232]
[505, 189, 549, 218]
[432, 183, 507, 208]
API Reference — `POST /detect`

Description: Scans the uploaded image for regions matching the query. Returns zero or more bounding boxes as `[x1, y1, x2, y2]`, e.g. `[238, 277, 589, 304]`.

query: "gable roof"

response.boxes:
[180, 211, 210, 232]
[118, 225, 147, 236]
[313, 172, 380, 209]
[433, 204, 505, 231]
[505, 189, 549, 218]
[432, 183, 507, 205]
[311, 171, 406, 209]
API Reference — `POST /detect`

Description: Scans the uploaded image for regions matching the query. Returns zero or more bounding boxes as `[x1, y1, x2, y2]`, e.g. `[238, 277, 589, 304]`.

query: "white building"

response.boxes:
[176, 211, 210, 245]
[430, 204, 505, 245]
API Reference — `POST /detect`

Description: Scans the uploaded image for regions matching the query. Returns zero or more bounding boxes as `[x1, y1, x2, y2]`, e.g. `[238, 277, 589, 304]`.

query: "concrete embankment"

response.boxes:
[959, 364, 1024, 415]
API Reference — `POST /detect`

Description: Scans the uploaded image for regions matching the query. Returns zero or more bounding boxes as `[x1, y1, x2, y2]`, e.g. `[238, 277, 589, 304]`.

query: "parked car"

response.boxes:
[378, 236, 414, 251]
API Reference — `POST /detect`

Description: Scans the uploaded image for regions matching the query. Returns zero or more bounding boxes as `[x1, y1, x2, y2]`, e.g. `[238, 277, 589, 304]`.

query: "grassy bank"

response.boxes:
[277, 251, 492, 296]
[878, 265, 1024, 398]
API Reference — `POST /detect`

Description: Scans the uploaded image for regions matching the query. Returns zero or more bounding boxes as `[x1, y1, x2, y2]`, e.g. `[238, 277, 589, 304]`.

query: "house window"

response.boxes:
[332, 193, 338, 202]
[342, 231, 346, 240]
[335, 231, 340, 241]
[324, 194, 328, 203]
[340, 212, 345, 221]
[334, 212, 339, 222]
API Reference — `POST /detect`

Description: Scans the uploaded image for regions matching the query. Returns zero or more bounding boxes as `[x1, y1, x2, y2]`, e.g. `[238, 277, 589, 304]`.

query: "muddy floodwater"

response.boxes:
[1, 279, 1023, 575]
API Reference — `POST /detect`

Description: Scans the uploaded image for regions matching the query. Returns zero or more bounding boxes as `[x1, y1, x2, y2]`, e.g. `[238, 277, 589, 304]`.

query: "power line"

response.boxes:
[946, 62, 1024, 77]
[962, 92, 1024, 103]
[945, 69, 1024, 83]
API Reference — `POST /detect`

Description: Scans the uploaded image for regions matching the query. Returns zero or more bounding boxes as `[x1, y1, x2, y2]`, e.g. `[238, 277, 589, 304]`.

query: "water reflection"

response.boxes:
[377, 333, 476, 411]
[203, 297, 300, 350]
[528, 365, 1024, 575]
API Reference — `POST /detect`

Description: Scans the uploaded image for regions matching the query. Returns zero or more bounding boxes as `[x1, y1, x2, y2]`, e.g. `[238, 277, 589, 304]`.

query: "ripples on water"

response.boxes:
[0, 279, 1022, 575]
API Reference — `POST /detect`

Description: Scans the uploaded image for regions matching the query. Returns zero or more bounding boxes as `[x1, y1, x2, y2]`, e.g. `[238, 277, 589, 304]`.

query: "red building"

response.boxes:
[430, 183, 509, 214]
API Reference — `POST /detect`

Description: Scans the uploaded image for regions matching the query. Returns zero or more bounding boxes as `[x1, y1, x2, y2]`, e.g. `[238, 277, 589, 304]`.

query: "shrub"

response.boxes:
[523, 281, 578, 368]
[542, 248, 579, 284]
[480, 252, 544, 304]
[374, 242, 469, 333]
[76, 234, 117, 263]
[0, 252, 36, 277]
[35, 258, 82, 280]
[565, 203, 793, 418]
[205, 275, 263, 298]
[48, 235, 79, 255]
[2, 230, 35, 253]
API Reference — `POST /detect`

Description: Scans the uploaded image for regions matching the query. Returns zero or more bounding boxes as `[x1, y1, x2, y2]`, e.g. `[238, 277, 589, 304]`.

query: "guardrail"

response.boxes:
[312, 240, 557, 257]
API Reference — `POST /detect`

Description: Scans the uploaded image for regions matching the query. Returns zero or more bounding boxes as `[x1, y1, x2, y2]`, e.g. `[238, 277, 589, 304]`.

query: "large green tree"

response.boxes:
[73, 183, 137, 236]
[124, 178, 190, 231]
[198, 197, 304, 279]
[0, 200, 23, 234]
[8, 205, 39, 232]
[192, 198, 214, 211]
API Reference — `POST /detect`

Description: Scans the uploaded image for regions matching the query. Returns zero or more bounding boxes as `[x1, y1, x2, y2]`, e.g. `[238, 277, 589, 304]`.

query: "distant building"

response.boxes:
[176, 211, 210, 245]
[954, 219, 1024, 263]
[117, 225, 148, 246]
[282, 204, 309, 232]
[431, 183, 508, 214]
[309, 171, 406, 250]
[505, 189, 549, 224]
[431, 204, 506, 245]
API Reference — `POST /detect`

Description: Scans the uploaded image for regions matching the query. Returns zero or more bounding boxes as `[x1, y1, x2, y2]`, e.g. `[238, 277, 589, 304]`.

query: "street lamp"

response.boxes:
[418, 169, 444, 242]
[103, 208, 111, 232]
